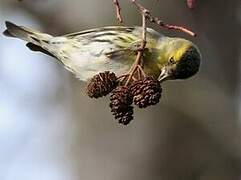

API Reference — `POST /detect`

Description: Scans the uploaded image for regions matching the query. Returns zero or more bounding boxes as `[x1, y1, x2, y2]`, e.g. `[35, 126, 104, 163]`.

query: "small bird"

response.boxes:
[3, 21, 201, 82]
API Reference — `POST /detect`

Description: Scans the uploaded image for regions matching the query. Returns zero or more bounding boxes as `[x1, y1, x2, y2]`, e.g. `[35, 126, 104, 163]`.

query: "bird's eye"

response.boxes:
[169, 57, 175, 64]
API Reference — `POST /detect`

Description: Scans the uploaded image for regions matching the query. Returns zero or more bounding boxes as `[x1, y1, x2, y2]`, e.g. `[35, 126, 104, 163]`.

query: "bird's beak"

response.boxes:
[158, 67, 171, 83]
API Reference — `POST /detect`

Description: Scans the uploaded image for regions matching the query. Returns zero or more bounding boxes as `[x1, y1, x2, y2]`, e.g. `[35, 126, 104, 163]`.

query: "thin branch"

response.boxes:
[137, 65, 146, 77]
[113, 0, 123, 23]
[148, 17, 196, 37]
[125, 10, 147, 86]
[131, 0, 196, 37]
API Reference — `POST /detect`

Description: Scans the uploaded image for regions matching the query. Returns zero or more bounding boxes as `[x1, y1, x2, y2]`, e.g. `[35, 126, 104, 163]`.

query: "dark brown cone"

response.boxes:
[109, 86, 134, 125]
[131, 76, 162, 108]
[86, 71, 118, 98]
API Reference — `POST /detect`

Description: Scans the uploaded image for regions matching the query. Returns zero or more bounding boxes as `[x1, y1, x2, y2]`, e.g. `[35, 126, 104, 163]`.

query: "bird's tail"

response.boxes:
[3, 21, 52, 46]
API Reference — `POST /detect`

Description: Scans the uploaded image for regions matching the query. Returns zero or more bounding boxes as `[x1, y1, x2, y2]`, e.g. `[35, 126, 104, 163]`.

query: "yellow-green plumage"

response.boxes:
[3, 21, 201, 82]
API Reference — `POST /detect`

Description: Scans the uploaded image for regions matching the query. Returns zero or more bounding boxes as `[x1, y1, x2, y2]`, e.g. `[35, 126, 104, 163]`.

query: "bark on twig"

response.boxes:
[124, 10, 147, 86]
[113, 0, 123, 23]
[131, 0, 196, 36]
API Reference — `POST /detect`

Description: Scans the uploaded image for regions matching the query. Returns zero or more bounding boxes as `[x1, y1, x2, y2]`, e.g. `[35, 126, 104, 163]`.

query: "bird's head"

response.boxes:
[157, 37, 201, 82]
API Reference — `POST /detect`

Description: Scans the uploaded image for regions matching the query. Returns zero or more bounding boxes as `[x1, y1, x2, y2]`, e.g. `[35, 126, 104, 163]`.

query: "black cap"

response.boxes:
[172, 46, 201, 79]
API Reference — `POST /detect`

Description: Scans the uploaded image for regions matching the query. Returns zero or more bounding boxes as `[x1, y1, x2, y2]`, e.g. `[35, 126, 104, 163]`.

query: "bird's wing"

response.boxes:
[64, 26, 160, 60]
[64, 26, 136, 38]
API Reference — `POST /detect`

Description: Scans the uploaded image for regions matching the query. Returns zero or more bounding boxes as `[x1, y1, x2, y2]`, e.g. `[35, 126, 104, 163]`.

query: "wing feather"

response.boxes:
[64, 26, 135, 38]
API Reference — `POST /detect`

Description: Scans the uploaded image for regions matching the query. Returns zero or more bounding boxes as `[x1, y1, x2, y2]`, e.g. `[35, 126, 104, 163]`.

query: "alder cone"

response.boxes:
[131, 76, 162, 108]
[109, 86, 134, 125]
[86, 71, 118, 98]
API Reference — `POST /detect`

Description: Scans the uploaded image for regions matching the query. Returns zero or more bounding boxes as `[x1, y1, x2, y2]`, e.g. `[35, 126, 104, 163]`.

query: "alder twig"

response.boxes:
[124, 9, 148, 86]
[113, 0, 123, 23]
[131, 0, 196, 37]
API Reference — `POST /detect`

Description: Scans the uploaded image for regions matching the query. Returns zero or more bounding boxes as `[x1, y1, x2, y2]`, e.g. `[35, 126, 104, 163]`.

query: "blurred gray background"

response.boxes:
[0, 0, 241, 180]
